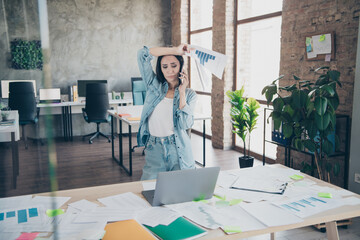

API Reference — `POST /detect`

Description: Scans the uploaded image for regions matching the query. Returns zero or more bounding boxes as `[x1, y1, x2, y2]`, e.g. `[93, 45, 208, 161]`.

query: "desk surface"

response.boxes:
[32, 165, 360, 239]
[37, 98, 133, 108]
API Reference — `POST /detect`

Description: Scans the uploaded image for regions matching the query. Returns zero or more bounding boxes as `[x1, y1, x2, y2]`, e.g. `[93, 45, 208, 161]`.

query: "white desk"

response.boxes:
[0, 111, 19, 188]
[37, 98, 133, 141]
[108, 106, 212, 176]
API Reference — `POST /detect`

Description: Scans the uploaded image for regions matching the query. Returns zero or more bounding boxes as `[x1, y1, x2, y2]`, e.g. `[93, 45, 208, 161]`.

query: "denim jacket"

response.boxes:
[137, 46, 197, 169]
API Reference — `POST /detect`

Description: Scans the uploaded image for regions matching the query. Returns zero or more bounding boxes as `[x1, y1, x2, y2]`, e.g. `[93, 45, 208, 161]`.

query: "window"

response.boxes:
[235, 0, 282, 159]
[189, 0, 213, 136]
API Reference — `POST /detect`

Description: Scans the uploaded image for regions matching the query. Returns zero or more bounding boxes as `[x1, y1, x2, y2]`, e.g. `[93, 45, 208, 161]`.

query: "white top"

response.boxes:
[148, 97, 174, 137]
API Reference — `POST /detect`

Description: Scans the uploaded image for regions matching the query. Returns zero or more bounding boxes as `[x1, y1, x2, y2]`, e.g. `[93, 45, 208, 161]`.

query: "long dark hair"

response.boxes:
[156, 55, 184, 83]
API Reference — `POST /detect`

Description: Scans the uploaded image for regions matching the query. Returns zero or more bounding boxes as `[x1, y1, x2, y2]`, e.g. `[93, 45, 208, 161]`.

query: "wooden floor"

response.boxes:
[1, 134, 359, 239]
[0, 133, 249, 198]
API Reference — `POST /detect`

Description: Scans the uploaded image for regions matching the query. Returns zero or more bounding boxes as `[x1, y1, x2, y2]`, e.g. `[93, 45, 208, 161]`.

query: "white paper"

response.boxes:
[312, 34, 332, 54]
[32, 196, 71, 210]
[186, 45, 228, 79]
[72, 207, 134, 223]
[68, 199, 99, 211]
[243, 201, 303, 227]
[142, 182, 156, 191]
[135, 207, 181, 227]
[273, 195, 344, 218]
[98, 192, 150, 209]
[219, 205, 267, 233]
[166, 202, 226, 229]
[0, 195, 33, 210]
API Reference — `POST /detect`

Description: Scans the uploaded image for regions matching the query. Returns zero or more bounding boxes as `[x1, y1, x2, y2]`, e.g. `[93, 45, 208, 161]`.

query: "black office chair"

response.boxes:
[8, 82, 40, 149]
[82, 83, 111, 144]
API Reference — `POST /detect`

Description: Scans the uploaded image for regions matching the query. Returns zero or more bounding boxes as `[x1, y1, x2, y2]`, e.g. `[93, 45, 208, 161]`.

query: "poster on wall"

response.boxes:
[305, 32, 335, 61]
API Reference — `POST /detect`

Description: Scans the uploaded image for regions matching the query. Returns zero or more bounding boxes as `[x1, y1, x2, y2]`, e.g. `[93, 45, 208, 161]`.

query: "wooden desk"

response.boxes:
[108, 107, 212, 176]
[32, 166, 360, 240]
[0, 111, 19, 189]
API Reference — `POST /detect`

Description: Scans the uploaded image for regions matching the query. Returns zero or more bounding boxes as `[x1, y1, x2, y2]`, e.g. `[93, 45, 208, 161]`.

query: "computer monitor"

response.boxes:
[1, 80, 37, 98]
[39, 88, 61, 103]
[77, 80, 107, 97]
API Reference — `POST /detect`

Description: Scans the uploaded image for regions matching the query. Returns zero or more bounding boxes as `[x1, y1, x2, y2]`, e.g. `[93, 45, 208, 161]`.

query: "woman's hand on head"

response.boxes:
[176, 44, 191, 55]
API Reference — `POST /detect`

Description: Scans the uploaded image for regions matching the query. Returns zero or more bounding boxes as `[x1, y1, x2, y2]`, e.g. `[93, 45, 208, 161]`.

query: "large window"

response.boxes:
[189, 0, 213, 136]
[235, 0, 282, 159]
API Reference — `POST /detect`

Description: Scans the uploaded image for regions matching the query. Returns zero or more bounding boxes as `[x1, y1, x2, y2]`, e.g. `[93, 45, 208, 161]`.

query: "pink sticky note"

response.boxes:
[16, 232, 39, 240]
[325, 54, 331, 62]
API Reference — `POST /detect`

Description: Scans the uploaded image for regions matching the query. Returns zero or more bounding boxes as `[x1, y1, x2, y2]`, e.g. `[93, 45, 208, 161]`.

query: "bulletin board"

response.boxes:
[305, 32, 335, 61]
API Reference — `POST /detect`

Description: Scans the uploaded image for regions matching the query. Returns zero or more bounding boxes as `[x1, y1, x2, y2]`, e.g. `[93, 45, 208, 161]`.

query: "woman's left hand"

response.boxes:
[178, 71, 189, 93]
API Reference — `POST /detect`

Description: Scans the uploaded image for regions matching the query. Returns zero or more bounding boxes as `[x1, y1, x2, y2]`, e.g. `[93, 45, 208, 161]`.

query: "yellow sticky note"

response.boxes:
[290, 174, 304, 180]
[319, 34, 326, 41]
[318, 192, 332, 198]
[214, 195, 226, 201]
[223, 226, 242, 233]
[46, 209, 64, 217]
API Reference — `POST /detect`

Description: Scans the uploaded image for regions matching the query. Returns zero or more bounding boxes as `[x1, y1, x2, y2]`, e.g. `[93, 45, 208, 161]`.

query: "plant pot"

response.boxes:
[239, 156, 254, 168]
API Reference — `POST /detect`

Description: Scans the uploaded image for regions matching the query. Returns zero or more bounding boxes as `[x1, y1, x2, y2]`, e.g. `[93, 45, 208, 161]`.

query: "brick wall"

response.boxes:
[211, 0, 235, 149]
[278, 0, 360, 187]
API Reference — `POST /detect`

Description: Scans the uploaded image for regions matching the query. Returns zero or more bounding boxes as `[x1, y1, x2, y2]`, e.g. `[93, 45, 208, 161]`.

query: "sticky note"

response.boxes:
[0, 213, 4, 221]
[223, 226, 242, 233]
[16, 232, 39, 240]
[318, 192, 333, 198]
[306, 44, 312, 52]
[193, 194, 206, 202]
[319, 34, 326, 41]
[46, 209, 64, 217]
[229, 199, 243, 206]
[215, 200, 230, 207]
[214, 195, 226, 201]
[306, 37, 312, 45]
[325, 54, 331, 62]
[18, 209, 27, 223]
[290, 174, 304, 180]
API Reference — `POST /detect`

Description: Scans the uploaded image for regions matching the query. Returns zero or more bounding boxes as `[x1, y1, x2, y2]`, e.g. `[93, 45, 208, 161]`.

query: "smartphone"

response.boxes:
[179, 64, 184, 85]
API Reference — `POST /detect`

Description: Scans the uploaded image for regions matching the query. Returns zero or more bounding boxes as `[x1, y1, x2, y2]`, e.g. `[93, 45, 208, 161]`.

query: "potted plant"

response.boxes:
[227, 87, 260, 168]
[262, 67, 342, 182]
[0, 103, 11, 121]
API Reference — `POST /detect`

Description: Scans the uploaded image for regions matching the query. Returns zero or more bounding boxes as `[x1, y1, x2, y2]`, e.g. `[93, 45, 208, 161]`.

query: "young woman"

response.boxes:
[137, 44, 197, 180]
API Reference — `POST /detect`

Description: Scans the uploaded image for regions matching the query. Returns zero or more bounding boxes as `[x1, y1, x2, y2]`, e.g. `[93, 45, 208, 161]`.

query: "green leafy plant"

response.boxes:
[227, 86, 260, 157]
[0, 103, 10, 120]
[10, 39, 43, 70]
[262, 67, 342, 182]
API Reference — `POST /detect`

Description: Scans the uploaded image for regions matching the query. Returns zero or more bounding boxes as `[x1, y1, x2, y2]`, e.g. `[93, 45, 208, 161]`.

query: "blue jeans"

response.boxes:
[141, 134, 180, 180]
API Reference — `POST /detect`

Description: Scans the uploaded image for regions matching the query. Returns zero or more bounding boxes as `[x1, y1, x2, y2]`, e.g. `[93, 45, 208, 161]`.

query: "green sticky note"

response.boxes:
[193, 194, 205, 202]
[290, 174, 304, 180]
[229, 199, 243, 206]
[223, 226, 242, 233]
[306, 37, 312, 45]
[46, 209, 64, 217]
[215, 200, 230, 207]
[214, 195, 226, 201]
[319, 34, 326, 41]
[318, 192, 332, 198]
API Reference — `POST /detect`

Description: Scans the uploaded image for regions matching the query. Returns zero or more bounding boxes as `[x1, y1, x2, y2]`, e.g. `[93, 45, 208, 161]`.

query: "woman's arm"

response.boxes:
[150, 44, 190, 57]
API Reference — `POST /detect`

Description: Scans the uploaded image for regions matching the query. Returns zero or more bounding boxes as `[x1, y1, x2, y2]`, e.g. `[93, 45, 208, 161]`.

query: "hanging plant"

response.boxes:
[10, 39, 43, 70]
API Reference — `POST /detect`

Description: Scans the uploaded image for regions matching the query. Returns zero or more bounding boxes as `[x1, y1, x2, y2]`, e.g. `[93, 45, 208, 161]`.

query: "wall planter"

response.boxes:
[10, 39, 43, 70]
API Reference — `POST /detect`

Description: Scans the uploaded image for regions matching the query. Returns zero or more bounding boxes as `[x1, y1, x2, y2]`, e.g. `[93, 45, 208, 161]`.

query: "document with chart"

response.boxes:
[186, 45, 228, 79]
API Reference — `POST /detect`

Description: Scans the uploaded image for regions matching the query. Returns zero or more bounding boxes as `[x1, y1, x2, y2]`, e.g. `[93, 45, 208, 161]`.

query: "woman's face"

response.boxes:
[161, 56, 181, 84]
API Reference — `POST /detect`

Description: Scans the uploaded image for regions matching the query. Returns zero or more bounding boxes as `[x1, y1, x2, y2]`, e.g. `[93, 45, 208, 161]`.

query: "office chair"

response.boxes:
[8, 82, 41, 149]
[82, 83, 111, 144]
[131, 77, 146, 105]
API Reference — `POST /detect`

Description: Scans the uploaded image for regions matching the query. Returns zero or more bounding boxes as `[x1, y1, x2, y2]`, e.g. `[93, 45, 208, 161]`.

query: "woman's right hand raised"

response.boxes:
[176, 43, 191, 55]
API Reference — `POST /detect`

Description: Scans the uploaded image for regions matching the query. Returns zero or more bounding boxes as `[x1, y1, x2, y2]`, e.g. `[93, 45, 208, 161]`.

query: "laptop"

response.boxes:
[142, 167, 220, 206]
